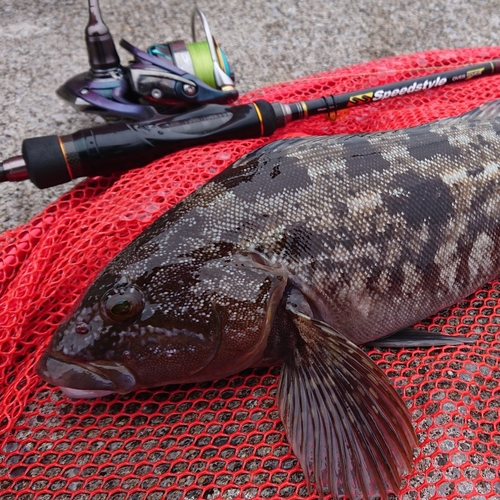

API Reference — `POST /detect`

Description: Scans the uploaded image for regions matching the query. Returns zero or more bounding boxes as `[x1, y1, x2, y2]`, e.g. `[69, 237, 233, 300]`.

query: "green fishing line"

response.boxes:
[187, 41, 216, 88]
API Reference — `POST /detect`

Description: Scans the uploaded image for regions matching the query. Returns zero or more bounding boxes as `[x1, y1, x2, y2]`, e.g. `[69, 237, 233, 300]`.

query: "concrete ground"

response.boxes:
[1, 0, 500, 233]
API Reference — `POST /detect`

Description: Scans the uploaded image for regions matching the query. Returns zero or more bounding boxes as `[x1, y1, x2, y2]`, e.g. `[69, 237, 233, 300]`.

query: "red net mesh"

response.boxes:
[2, 47, 500, 499]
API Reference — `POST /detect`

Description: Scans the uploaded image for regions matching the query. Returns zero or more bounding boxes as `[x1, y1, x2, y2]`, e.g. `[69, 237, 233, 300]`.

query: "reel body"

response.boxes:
[58, 2, 238, 121]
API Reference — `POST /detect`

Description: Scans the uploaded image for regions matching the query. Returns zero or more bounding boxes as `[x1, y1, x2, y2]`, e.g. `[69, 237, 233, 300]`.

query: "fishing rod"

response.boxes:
[2, 1, 500, 189]
[2, 57, 499, 189]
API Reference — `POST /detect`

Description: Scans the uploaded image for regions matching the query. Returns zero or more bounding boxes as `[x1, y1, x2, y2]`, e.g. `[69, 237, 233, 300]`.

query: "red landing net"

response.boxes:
[1, 47, 500, 500]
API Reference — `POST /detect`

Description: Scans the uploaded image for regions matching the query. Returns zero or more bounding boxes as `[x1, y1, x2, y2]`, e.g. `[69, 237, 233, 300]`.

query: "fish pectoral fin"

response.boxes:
[278, 295, 417, 500]
[365, 327, 475, 347]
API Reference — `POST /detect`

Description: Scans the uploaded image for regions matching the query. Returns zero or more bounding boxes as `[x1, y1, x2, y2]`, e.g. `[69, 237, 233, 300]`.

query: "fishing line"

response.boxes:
[187, 41, 218, 88]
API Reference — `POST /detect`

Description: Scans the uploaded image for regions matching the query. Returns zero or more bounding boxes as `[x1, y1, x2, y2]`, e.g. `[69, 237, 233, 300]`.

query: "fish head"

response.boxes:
[36, 252, 286, 398]
[36, 265, 226, 398]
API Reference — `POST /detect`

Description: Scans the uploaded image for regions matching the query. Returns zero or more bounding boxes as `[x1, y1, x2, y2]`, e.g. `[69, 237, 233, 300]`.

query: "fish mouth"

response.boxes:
[36, 352, 137, 399]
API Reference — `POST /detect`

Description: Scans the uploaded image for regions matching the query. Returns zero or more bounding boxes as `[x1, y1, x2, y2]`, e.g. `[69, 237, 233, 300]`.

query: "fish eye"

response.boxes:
[100, 285, 145, 322]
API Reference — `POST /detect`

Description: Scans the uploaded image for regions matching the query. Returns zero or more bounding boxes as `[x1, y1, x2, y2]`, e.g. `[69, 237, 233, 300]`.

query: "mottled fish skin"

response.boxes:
[107, 103, 500, 346]
[36, 100, 500, 499]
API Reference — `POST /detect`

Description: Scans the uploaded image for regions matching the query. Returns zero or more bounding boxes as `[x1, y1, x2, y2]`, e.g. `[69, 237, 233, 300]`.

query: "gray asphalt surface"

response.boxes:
[1, 0, 500, 233]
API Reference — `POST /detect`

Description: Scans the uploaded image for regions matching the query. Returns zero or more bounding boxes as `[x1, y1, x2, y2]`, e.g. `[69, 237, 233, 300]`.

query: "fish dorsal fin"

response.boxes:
[278, 291, 417, 499]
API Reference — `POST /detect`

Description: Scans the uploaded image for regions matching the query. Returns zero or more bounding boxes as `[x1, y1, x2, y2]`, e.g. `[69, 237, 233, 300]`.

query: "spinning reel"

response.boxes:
[57, 0, 238, 121]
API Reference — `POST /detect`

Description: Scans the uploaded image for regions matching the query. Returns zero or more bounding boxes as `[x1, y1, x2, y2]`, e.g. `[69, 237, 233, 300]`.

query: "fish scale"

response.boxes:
[37, 100, 500, 500]
[169, 112, 500, 343]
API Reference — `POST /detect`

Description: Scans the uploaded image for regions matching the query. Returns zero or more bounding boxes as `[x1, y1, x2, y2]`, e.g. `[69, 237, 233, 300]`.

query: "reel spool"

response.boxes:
[148, 8, 235, 92]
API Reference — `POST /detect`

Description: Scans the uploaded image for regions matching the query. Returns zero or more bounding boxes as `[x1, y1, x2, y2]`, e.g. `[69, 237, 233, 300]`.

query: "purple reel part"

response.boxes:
[57, 0, 238, 122]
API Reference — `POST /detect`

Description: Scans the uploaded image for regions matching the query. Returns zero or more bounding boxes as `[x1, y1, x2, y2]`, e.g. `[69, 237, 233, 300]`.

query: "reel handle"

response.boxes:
[85, 0, 120, 71]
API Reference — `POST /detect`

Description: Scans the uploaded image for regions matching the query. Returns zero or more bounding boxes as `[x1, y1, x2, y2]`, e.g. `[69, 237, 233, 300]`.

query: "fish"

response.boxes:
[36, 99, 500, 499]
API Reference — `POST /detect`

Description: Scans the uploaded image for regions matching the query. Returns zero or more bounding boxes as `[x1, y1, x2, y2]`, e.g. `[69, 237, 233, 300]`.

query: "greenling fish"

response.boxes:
[37, 100, 500, 499]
